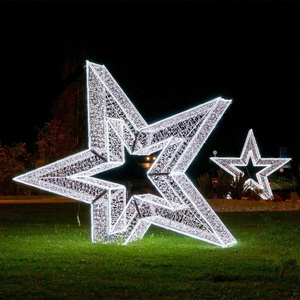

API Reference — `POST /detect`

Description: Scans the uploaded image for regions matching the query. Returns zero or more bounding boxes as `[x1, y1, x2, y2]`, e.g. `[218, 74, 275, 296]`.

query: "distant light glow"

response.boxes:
[210, 129, 291, 199]
[14, 61, 236, 247]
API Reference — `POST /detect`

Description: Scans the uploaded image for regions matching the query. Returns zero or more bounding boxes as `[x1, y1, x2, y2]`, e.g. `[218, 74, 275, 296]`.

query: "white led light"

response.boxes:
[14, 61, 237, 247]
[210, 129, 291, 200]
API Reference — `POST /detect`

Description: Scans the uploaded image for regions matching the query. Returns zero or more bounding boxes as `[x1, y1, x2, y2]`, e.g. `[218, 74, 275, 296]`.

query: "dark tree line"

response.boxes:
[0, 60, 87, 195]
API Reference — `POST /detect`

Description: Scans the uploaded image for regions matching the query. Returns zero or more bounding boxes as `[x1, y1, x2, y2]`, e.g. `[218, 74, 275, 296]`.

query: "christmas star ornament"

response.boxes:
[210, 129, 291, 199]
[14, 61, 237, 247]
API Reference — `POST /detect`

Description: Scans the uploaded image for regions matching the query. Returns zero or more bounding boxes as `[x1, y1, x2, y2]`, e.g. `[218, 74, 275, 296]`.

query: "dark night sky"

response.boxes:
[0, 2, 300, 175]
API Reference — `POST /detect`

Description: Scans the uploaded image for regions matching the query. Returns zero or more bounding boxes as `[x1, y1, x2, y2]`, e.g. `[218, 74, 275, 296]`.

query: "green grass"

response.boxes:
[0, 203, 299, 299]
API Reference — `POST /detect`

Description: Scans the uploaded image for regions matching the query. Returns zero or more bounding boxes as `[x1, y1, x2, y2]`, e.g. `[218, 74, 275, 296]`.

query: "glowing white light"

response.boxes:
[210, 129, 291, 200]
[14, 61, 237, 247]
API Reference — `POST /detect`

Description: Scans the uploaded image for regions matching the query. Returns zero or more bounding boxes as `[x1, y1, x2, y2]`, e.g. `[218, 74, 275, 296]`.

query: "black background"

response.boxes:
[0, 2, 299, 177]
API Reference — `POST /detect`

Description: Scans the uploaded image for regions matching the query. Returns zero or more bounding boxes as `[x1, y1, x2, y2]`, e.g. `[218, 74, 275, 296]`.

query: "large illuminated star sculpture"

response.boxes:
[210, 129, 291, 200]
[14, 61, 237, 247]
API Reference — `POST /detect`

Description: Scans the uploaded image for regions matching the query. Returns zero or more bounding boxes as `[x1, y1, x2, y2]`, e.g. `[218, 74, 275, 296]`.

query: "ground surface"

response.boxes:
[0, 203, 299, 299]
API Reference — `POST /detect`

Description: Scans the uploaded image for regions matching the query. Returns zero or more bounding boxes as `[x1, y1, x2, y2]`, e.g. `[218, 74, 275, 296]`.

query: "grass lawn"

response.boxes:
[0, 202, 299, 299]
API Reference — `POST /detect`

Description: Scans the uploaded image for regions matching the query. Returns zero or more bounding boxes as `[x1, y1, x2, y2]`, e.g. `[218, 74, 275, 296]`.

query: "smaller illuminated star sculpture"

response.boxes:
[210, 129, 291, 200]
